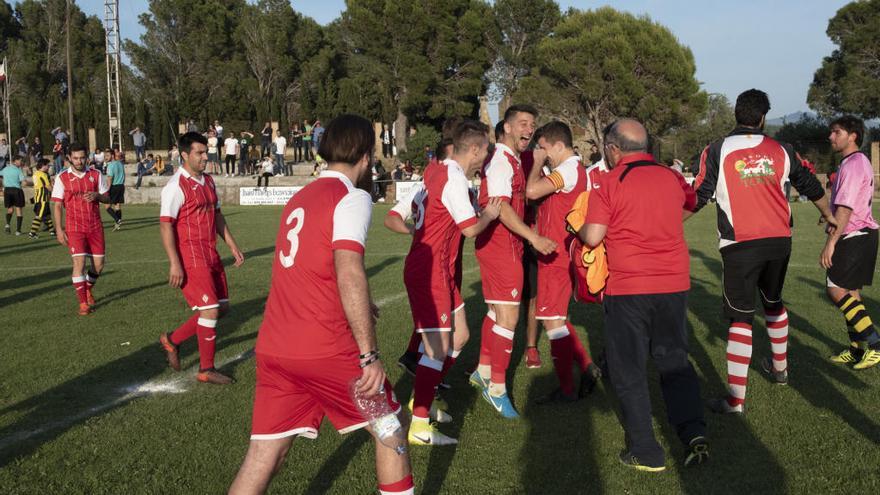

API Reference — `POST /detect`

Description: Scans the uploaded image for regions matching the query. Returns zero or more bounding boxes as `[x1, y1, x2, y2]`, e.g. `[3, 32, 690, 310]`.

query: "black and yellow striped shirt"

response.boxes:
[33, 170, 51, 203]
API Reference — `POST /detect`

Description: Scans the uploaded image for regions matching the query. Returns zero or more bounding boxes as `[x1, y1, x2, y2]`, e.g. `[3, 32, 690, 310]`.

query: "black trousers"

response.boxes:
[294, 141, 303, 162]
[382, 142, 392, 158]
[257, 173, 271, 187]
[603, 291, 705, 465]
[225, 154, 236, 174]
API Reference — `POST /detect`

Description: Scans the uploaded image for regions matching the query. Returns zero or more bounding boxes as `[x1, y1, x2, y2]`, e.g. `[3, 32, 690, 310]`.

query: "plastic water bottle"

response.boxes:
[349, 379, 408, 455]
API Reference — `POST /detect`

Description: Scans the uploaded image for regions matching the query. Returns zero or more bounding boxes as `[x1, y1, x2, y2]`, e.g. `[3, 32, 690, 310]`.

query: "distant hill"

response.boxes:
[766, 111, 818, 126]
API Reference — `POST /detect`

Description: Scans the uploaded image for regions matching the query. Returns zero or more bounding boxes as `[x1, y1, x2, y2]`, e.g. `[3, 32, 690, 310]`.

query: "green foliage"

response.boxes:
[808, 0, 880, 119]
[773, 116, 836, 174]
[515, 7, 705, 146]
[397, 124, 440, 167]
[659, 94, 734, 166]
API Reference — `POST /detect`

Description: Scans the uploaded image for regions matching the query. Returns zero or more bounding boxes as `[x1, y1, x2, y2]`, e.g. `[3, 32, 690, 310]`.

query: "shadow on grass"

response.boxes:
[0, 294, 266, 469]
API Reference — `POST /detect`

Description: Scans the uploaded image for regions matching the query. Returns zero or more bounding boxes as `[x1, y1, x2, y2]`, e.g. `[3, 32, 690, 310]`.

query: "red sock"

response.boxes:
[196, 317, 218, 370]
[548, 326, 575, 395]
[566, 322, 593, 370]
[406, 330, 421, 354]
[726, 322, 753, 407]
[441, 349, 460, 378]
[490, 324, 514, 385]
[479, 310, 496, 366]
[170, 313, 200, 345]
[72, 276, 87, 304]
[412, 355, 443, 419]
[378, 474, 414, 495]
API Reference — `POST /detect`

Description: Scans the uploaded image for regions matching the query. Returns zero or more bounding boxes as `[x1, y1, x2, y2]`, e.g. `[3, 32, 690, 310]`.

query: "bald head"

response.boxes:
[605, 119, 648, 153]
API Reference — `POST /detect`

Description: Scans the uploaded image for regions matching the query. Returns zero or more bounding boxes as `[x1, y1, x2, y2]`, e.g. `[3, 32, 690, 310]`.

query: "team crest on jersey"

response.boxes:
[511, 288, 519, 298]
[89, 176, 95, 183]
[440, 313, 448, 324]
[734, 155, 776, 186]
[202, 294, 209, 303]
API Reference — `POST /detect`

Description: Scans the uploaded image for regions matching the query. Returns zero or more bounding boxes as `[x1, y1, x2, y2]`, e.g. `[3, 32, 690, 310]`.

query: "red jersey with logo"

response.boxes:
[159, 168, 222, 269]
[476, 143, 525, 261]
[536, 156, 587, 267]
[692, 129, 824, 248]
[256, 170, 373, 360]
[51, 167, 109, 233]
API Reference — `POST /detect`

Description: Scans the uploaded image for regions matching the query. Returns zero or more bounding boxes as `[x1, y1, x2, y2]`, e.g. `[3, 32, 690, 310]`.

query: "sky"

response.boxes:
[78, 0, 850, 119]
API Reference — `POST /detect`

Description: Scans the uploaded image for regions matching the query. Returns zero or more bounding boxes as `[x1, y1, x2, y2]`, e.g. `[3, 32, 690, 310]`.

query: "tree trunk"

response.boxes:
[394, 110, 407, 154]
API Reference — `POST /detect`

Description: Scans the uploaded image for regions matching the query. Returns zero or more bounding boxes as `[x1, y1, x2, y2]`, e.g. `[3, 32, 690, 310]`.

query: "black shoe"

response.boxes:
[760, 357, 788, 385]
[618, 451, 665, 472]
[579, 363, 602, 397]
[684, 436, 709, 467]
[397, 351, 419, 377]
[535, 387, 578, 405]
[27, 232, 38, 239]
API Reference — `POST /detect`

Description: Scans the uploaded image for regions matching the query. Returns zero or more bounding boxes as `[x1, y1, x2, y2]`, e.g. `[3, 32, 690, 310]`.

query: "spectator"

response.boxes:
[15, 137, 28, 165]
[273, 132, 287, 176]
[391, 162, 405, 181]
[207, 130, 220, 175]
[423, 145, 434, 163]
[301, 119, 313, 161]
[588, 144, 602, 165]
[169, 144, 180, 170]
[411, 165, 423, 181]
[239, 131, 254, 176]
[671, 158, 684, 174]
[0, 137, 9, 170]
[52, 139, 64, 175]
[214, 120, 224, 139]
[260, 122, 272, 158]
[30, 136, 43, 164]
[186, 119, 199, 133]
[312, 120, 325, 156]
[381, 124, 393, 158]
[224, 132, 239, 177]
[291, 124, 303, 163]
[135, 153, 157, 189]
[50, 126, 68, 147]
[93, 148, 106, 173]
[129, 127, 147, 161]
[257, 156, 274, 189]
[372, 159, 387, 203]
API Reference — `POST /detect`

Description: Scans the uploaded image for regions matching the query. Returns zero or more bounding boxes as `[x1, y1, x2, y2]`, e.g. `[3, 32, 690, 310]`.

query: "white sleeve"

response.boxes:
[159, 182, 184, 222]
[97, 173, 110, 194]
[556, 161, 581, 193]
[485, 156, 513, 198]
[441, 173, 478, 227]
[51, 174, 64, 201]
[332, 189, 373, 253]
[390, 182, 424, 221]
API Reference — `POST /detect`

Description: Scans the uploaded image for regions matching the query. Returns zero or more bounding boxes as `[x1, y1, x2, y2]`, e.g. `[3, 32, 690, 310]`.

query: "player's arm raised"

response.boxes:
[525, 148, 556, 200]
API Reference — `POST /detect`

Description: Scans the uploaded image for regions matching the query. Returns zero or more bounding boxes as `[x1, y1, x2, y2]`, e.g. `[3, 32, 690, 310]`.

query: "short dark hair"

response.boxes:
[535, 121, 573, 148]
[38, 158, 50, 168]
[735, 89, 771, 127]
[442, 116, 464, 140]
[452, 119, 489, 154]
[317, 114, 374, 165]
[494, 121, 505, 142]
[68, 142, 88, 155]
[830, 115, 865, 147]
[436, 137, 454, 160]
[504, 104, 538, 123]
[178, 132, 208, 153]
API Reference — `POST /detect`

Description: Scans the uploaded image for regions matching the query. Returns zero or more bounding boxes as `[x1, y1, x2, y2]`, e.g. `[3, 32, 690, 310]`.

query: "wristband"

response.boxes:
[359, 350, 379, 360]
[359, 354, 380, 368]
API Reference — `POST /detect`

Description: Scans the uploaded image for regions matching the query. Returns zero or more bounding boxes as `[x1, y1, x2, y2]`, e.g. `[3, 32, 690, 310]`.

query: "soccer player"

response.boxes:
[51, 143, 110, 315]
[822, 115, 880, 369]
[686, 89, 836, 413]
[402, 120, 502, 445]
[582, 118, 707, 471]
[157, 132, 244, 385]
[2, 156, 28, 235]
[472, 104, 556, 418]
[229, 115, 414, 495]
[105, 149, 125, 230]
[525, 121, 601, 403]
[28, 158, 55, 239]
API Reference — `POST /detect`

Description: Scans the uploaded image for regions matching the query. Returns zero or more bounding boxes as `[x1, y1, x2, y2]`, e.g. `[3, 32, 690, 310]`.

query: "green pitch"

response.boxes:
[0, 203, 878, 494]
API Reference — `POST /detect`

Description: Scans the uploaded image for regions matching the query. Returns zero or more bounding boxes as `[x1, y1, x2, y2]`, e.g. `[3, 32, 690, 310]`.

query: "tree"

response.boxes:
[486, 0, 559, 113]
[659, 93, 734, 166]
[773, 116, 836, 173]
[514, 7, 705, 147]
[808, 0, 880, 119]
[339, 0, 497, 152]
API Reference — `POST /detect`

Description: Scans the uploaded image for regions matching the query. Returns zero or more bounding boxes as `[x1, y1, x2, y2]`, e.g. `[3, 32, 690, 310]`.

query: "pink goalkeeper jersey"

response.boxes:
[831, 151, 878, 235]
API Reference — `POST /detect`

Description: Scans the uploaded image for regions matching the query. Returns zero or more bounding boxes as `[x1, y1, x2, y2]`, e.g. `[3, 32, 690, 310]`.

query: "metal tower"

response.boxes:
[104, 0, 123, 150]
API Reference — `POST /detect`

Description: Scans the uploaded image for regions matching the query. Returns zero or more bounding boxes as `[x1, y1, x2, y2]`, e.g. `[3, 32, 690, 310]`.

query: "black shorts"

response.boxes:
[522, 244, 538, 300]
[4, 187, 25, 208]
[720, 238, 791, 322]
[33, 201, 51, 219]
[827, 228, 878, 290]
[109, 184, 125, 204]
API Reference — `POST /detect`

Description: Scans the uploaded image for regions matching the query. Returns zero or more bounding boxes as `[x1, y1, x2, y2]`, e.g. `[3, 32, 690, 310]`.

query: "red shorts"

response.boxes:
[536, 263, 574, 320]
[251, 353, 400, 440]
[68, 229, 105, 257]
[476, 254, 523, 305]
[404, 272, 455, 333]
[181, 265, 228, 310]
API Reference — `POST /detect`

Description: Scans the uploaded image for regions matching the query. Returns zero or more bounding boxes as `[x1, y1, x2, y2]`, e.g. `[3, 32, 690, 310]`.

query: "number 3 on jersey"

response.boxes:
[411, 189, 427, 230]
[279, 207, 305, 268]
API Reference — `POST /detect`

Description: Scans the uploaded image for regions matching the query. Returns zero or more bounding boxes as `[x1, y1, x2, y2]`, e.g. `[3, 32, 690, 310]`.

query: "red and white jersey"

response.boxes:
[256, 170, 373, 360]
[586, 159, 609, 190]
[51, 167, 109, 233]
[404, 159, 478, 285]
[475, 142, 525, 260]
[536, 155, 587, 266]
[389, 182, 425, 221]
[159, 168, 222, 269]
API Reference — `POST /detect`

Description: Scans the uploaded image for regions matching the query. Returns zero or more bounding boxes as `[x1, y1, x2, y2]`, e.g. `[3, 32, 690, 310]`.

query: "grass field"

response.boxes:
[1, 202, 879, 494]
